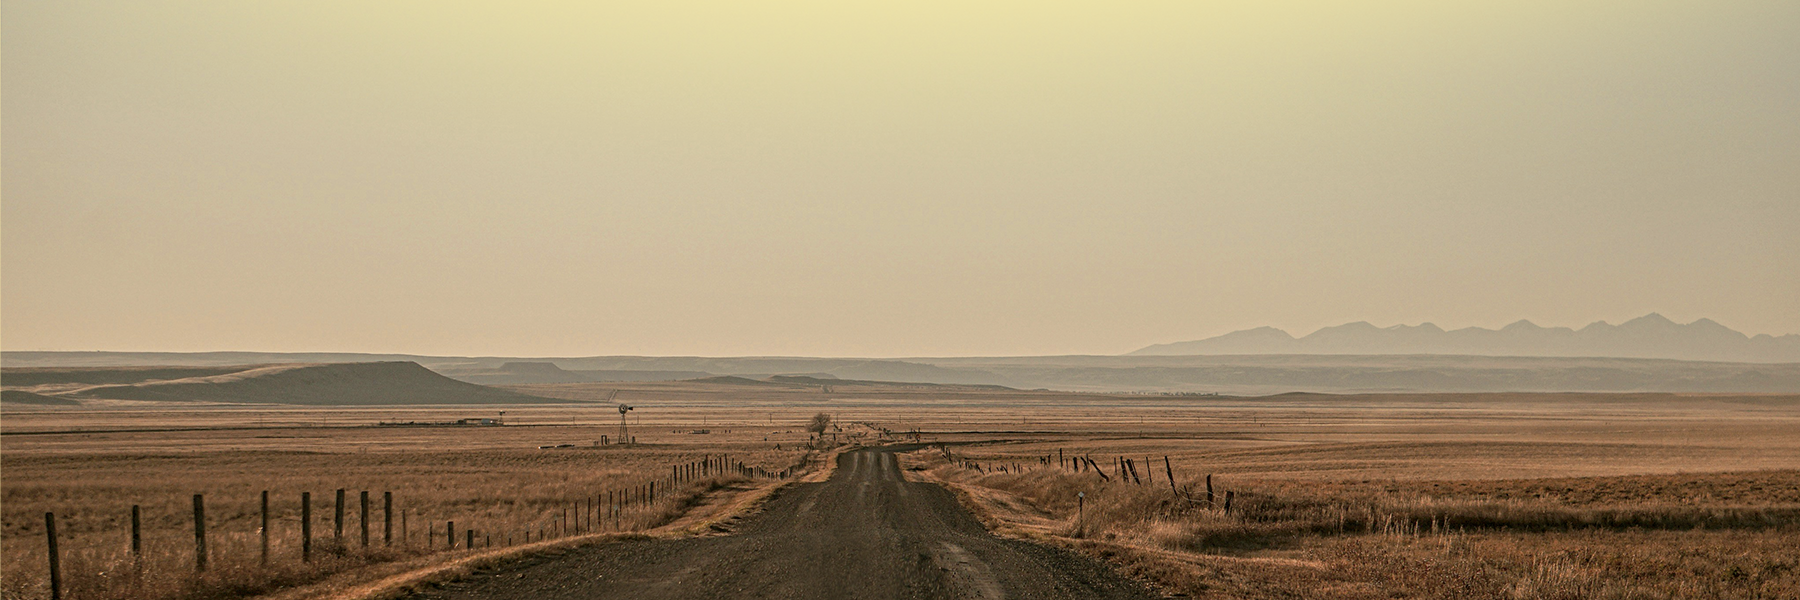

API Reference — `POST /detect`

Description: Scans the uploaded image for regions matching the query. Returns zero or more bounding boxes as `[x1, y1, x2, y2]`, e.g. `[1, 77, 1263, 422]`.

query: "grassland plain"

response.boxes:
[5, 383, 1798, 599]
[0, 417, 821, 600]
[907, 438, 1800, 598]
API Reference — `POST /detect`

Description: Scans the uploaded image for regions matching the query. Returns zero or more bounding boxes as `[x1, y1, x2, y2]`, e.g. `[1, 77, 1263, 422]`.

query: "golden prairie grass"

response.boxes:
[909, 449, 1800, 599]
[6, 388, 1797, 599]
[1, 432, 814, 600]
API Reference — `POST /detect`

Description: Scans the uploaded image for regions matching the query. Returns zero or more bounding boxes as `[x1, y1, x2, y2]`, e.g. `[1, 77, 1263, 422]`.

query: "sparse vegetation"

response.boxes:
[910, 450, 1800, 599]
[5, 384, 1796, 599]
[1, 426, 812, 600]
[806, 412, 832, 435]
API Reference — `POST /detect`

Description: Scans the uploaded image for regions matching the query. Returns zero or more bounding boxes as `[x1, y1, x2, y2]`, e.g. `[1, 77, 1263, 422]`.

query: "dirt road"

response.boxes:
[407, 447, 1158, 599]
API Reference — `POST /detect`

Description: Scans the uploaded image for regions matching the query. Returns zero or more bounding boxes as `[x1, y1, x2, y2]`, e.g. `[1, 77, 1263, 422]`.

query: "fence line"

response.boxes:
[28, 453, 792, 600]
[942, 446, 1236, 512]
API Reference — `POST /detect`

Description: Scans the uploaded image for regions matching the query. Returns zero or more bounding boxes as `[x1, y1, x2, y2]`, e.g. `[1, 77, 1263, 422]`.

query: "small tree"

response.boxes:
[807, 412, 832, 435]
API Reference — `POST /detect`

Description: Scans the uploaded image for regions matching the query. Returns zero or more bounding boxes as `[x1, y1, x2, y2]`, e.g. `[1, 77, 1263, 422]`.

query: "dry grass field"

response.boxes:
[0, 403, 823, 600]
[914, 461, 1800, 599]
[897, 390, 1800, 599]
[5, 381, 1798, 599]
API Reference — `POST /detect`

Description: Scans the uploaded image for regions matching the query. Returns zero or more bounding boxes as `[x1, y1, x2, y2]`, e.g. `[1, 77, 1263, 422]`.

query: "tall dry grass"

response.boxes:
[2, 446, 814, 600]
[913, 448, 1800, 599]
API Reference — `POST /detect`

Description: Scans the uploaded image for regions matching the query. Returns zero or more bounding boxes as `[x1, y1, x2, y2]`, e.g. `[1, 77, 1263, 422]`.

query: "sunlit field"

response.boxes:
[1, 398, 824, 600]
[5, 382, 1797, 599]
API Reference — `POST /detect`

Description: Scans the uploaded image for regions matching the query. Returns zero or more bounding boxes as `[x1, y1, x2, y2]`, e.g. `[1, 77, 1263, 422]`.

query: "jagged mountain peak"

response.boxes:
[1217, 326, 1296, 340]
[1502, 319, 1543, 331]
[1578, 320, 1618, 333]
[1620, 313, 1678, 329]
[1689, 318, 1733, 331]
[1303, 321, 1380, 336]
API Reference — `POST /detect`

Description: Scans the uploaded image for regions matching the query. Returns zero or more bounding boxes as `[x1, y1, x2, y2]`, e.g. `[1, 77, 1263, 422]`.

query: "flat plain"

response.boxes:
[4, 380, 1797, 599]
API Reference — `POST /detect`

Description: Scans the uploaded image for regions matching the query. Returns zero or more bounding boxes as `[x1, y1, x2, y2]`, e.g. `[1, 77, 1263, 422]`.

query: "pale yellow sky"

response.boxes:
[3, 1, 1797, 357]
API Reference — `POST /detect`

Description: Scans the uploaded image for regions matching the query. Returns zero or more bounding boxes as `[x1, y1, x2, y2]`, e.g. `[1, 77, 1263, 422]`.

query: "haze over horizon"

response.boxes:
[5, 1, 1797, 358]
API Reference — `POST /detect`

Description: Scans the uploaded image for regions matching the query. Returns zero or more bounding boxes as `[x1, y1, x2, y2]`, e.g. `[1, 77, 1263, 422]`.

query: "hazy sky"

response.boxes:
[4, 1, 1797, 357]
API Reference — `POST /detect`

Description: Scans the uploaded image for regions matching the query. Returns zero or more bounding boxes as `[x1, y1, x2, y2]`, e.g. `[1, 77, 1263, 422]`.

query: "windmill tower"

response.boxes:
[617, 403, 634, 445]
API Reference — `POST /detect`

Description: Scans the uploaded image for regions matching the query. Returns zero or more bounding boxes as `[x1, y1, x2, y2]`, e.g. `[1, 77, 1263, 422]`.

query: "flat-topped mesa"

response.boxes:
[18, 361, 568, 405]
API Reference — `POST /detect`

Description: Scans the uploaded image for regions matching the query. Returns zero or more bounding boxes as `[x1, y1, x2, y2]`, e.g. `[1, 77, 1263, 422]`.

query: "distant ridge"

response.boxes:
[1131, 314, 1800, 362]
[2, 362, 571, 405]
[446, 362, 715, 385]
[1, 390, 82, 406]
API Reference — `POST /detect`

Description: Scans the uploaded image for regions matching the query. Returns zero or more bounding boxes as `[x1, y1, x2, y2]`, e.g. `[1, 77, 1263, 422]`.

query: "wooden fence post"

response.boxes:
[193, 494, 208, 572]
[261, 491, 270, 564]
[1164, 457, 1178, 498]
[1206, 474, 1215, 506]
[466, 529, 474, 551]
[302, 491, 313, 562]
[384, 492, 393, 545]
[334, 488, 345, 549]
[448, 521, 456, 549]
[1224, 490, 1235, 513]
[360, 491, 370, 548]
[130, 505, 142, 562]
[45, 513, 61, 600]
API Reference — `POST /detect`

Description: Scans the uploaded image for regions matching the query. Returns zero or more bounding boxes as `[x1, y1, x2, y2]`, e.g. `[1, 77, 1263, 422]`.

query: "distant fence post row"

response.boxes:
[941, 446, 1235, 513]
[33, 453, 788, 600]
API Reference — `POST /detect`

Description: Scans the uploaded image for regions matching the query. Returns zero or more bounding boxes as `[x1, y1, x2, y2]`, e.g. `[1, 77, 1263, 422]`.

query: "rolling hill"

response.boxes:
[3, 362, 572, 405]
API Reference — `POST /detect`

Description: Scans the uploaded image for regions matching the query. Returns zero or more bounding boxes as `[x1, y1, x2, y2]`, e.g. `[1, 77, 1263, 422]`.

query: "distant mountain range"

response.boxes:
[1131, 314, 1800, 363]
[6, 315, 1798, 396]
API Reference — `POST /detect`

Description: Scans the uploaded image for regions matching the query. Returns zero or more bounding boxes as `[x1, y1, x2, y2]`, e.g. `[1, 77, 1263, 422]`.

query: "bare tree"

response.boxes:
[806, 412, 833, 435]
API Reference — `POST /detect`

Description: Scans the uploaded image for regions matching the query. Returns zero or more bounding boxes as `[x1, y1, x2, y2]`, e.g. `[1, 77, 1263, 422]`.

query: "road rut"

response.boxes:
[406, 447, 1159, 599]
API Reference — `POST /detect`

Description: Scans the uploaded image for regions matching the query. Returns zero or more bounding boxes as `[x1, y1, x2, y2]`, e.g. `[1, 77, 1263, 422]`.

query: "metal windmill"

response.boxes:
[617, 403, 634, 445]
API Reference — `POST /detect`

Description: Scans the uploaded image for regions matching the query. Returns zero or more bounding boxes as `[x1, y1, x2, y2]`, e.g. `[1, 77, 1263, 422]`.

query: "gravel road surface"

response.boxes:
[406, 446, 1159, 599]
